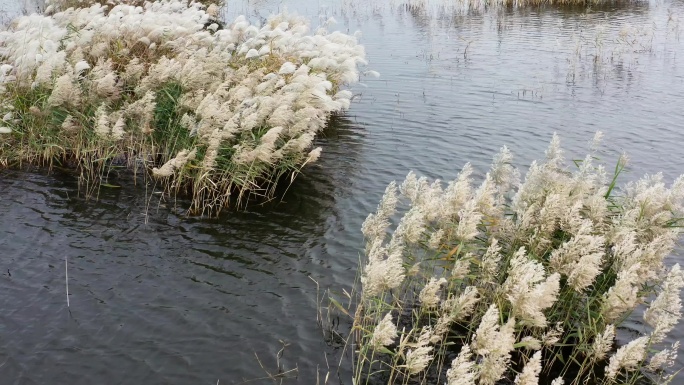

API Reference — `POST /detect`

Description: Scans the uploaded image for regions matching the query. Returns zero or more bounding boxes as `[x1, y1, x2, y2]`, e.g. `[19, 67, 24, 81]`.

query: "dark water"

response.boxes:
[1, 0, 684, 384]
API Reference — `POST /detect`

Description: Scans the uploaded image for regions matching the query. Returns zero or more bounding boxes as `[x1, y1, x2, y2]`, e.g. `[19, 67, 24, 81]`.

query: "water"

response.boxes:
[0, 0, 683, 383]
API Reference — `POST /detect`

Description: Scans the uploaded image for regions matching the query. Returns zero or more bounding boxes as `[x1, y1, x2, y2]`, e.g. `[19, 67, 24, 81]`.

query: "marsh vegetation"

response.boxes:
[0, 0, 682, 384]
[341, 134, 684, 385]
[0, 0, 367, 214]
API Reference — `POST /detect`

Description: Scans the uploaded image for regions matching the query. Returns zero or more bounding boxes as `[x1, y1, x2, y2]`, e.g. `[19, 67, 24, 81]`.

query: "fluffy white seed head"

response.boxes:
[644, 264, 684, 343]
[446, 345, 478, 385]
[602, 263, 641, 323]
[605, 336, 649, 379]
[514, 351, 542, 385]
[404, 327, 434, 375]
[419, 277, 447, 309]
[590, 324, 615, 361]
[369, 312, 398, 350]
[361, 248, 405, 298]
[152, 149, 197, 178]
[647, 341, 679, 371]
[503, 247, 560, 327]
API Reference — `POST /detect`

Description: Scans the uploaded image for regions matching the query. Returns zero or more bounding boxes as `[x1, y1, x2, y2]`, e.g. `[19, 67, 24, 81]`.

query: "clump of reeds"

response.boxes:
[346, 133, 684, 385]
[43, 0, 223, 15]
[0, 1, 367, 214]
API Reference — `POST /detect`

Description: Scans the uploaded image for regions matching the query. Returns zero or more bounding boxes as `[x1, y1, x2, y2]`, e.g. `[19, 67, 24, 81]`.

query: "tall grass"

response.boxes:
[0, 1, 368, 214]
[340, 133, 684, 385]
[44, 0, 224, 14]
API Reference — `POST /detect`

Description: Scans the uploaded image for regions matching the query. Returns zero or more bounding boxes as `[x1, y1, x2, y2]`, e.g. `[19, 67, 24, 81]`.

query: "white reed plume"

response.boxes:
[94, 103, 111, 139]
[305, 147, 322, 164]
[427, 229, 445, 249]
[549, 222, 605, 292]
[74, 60, 90, 74]
[605, 336, 649, 380]
[415, 179, 446, 222]
[489, 145, 520, 197]
[442, 163, 474, 220]
[90, 59, 120, 99]
[389, 206, 426, 250]
[611, 229, 680, 287]
[399, 171, 423, 203]
[545, 133, 563, 169]
[369, 312, 398, 350]
[644, 263, 684, 344]
[519, 336, 542, 351]
[279, 62, 297, 75]
[590, 131, 604, 152]
[481, 238, 502, 284]
[446, 345, 478, 385]
[122, 58, 145, 82]
[647, 341, 679, 371]
[152, 149, 197, 178]
[124, 90, 156, 133]
[361, 246, 405, 298]
[472, 304, 516, 385]
[442, 286, 480, 321]
[432, 286, 479, 343]
[617, 172, 684, 246]
[502, 247, 560, 327]
[541, 323, 564, 347]
[451, 257, 471, 280]
[570, 155, 607, 200]
[404, 326, 434, 375]
[601, 263, 641, 323]
[636, 231, 680, 282]
[361, 181, 398, 243]
[110, 115, 126, 141]
[48, 71, 81, 107]
[455, 199, 482, 241]
[514, 351, 542, 385]
[590, 324, 615, 361]
[419, 277, 447, 309]
[61, 115, 79, 132]
[474, 174, 500, 219]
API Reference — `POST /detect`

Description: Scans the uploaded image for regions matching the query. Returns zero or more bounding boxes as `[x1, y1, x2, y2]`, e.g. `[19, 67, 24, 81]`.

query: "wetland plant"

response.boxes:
[42, 0, 222, 13]
[0, 1, 366, 214]
[344, 133, 684, 385]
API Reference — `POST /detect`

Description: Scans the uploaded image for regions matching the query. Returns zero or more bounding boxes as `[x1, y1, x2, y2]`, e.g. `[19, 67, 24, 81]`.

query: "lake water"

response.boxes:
[0, 0, 683, 383]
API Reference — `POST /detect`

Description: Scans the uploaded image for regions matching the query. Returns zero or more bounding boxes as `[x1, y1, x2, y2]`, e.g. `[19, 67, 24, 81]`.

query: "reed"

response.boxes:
[339, 133, 684, 385]
[43, 0, 224, 14]
[65, 255, 70, 308]
[0, 1, 367, 214]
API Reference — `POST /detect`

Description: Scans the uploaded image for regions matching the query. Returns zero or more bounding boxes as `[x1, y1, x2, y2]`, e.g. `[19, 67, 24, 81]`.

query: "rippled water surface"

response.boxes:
[1, 0, 684, 383]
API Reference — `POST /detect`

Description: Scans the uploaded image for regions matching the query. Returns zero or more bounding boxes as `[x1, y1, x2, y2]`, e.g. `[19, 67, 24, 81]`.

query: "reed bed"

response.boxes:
[43, 0, 222, 14]
[0, 1, 367, 214]
[343, 133, 684, 385]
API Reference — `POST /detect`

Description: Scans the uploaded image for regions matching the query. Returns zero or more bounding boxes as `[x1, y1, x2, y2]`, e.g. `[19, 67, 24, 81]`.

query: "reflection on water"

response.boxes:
[1, 0, 684, 384]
